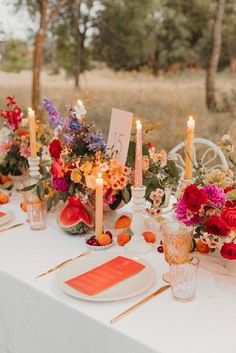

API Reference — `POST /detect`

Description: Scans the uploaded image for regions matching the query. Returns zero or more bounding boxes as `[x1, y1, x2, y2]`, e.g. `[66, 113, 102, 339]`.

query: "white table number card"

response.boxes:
[107, 108, 133, 165]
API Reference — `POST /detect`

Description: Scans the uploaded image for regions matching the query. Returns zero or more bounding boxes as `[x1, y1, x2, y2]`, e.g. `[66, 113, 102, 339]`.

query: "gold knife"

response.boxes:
[36, 249, 90, 278]
[110, 284, 170, 324]
[0, 223, 25, 233]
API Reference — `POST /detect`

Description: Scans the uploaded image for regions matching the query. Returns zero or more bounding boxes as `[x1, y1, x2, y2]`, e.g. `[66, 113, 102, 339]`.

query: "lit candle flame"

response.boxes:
[136, 120, 142, 128]
[77, 99, 83, 106]
[187, 116, 195, 130]
[28, 107, 34, 115]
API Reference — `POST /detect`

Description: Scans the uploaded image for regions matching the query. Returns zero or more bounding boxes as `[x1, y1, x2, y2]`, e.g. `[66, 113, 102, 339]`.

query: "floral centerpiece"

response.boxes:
[43, 98, 132, 212]
[176, 135, 236, 260]
[0, 97, 51, 187]
[0, 96, 29, 177]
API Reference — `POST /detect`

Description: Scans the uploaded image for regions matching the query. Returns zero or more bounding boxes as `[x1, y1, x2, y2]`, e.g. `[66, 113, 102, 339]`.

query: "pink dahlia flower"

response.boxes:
[202, 184, 226, 207]
[175, 199, 201, 226]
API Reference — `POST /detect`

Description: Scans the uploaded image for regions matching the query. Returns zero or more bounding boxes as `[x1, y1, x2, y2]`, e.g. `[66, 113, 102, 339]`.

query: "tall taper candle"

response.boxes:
[184, 116, 195, 180]
[135, 120, 143, 187]
[95, 173, 104, 239]
[28, 108, 37, 158]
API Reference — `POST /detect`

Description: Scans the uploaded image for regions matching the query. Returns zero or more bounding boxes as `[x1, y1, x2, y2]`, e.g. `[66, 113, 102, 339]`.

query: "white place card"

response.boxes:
[106, 108, 133, 165]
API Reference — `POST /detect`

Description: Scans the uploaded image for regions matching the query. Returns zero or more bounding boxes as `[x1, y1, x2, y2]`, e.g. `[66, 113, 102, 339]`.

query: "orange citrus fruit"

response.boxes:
[143, 231, 156, 243]
[117, 233, 131, 246]
[97, 233, 112, 246]
[114, 215, 131, 229]
[196, 239, 210, 253]
[0, 194, 9, 204]
[20, 200, 28, 212]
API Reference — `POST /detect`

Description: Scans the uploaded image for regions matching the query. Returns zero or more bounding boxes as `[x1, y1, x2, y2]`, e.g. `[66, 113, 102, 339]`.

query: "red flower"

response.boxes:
[224, 186, 236, 206]
[220, 243, 236, 260]
[146, 141, 154, 148]
[221, 208, 236, 229]
[183, 184, 208, 213]
[224, 186, 233, 193]
[18, 129, 29, 137]
[50, 160, 64, 178]
[6, 96, 16, 107]
[205, 215, 230, 236]
[226, 200, 236, 207]
[49, 139, 62, 159]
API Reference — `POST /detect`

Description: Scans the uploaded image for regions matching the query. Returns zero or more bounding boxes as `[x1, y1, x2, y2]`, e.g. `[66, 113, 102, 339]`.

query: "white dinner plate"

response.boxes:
[58, 252, 155, 302]
[0, 209, 14, 226]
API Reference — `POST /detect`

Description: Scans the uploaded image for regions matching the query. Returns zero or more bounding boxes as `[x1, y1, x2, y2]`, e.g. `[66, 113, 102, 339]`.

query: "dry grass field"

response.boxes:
[0, 68, 236, 152]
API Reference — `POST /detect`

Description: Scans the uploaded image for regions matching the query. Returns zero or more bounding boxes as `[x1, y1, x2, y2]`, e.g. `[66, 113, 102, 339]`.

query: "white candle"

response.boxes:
[135, 120, 143, 187]
[28, 107, 37, 158]
[185, 116, 195, 180]
[75, 100, 86, 122]
[95, 173, 103, 239]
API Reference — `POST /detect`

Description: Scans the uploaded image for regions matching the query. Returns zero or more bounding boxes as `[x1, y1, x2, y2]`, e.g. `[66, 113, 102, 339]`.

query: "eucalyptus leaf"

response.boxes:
[109, 193, 122, 210]
[121, 186, 131, 203]
[21, 184, 36, 192]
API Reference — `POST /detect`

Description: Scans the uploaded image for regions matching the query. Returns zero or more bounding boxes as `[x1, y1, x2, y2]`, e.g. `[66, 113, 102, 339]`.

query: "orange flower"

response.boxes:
[18, 129, 29, 137]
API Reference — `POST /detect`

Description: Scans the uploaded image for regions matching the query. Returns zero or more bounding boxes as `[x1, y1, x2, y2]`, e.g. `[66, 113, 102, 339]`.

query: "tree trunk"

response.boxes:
[75, 32, 81, 88]
[32, 0, 48, 113]
[149, 50, 158, 76]
[206, 0, 225, 111]
[73, 0, 81, 89]
[229, 54, 236, 73]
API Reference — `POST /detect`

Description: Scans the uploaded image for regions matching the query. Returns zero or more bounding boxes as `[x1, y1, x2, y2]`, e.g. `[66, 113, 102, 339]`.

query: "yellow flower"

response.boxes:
[71, 169, 82, 183]
[142, 156, 150, 171]
[85, 175, 96, 190]
[112, 181, 121, 190]
[80, 161, 92, 176]
[91, 166, 100, 176]
[110, 159, 120, 170]
[204, 170, 232, 188]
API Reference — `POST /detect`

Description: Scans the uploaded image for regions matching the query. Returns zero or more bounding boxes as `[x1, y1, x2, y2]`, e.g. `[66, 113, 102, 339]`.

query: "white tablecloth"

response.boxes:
[0, 193, 236, 353]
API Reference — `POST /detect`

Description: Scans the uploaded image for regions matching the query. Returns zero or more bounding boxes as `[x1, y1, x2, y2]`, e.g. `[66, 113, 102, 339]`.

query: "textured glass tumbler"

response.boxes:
[161, 221, 193, 264]
[170, 256, 199, 302]
[27, 199, 47, 230]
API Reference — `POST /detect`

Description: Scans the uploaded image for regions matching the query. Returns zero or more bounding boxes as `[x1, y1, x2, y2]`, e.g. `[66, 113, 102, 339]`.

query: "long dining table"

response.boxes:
[0, 192, 236, 353]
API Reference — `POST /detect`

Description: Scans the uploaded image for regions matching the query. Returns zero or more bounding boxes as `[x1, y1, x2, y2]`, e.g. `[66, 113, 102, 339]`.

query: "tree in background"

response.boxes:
[223, 0, 236, 73]
[94, 0, 213, 73]
[94, 0, 157, 71]
[52, 0, 97, 88]
[16, 0, 74, 113]
[0, 39, 27, 72]
[206, 0, 225, 111]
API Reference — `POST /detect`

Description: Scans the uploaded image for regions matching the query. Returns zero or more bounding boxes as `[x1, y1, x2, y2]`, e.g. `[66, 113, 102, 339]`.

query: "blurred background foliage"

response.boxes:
[0, 0, 236, 151]
[1, 0, 236, 76]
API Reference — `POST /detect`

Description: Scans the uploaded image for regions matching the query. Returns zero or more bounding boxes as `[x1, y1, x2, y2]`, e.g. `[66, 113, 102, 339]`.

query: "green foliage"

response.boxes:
[0, 39, 27, 73]
[93, 0, 236, 72]
[94, 0, 156, 70]
[50, 18, 91, 76]
[0, 145, 28, 176]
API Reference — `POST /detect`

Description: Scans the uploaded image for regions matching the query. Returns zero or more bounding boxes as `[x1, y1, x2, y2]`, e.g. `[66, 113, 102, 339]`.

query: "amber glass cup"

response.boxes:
[161, 221, 193, 265]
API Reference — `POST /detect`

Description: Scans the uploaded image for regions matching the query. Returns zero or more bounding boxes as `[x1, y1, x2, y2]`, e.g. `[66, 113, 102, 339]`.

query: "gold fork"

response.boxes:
[0, 223, 25, 233]
[36, 249, 91, 278]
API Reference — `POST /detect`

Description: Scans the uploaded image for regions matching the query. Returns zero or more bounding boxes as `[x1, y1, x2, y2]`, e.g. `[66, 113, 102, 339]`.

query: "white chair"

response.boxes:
[168, 137, 228, 178]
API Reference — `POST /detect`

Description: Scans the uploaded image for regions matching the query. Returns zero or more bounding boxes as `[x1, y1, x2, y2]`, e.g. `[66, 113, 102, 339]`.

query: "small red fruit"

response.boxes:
[105, 231, 113, 239]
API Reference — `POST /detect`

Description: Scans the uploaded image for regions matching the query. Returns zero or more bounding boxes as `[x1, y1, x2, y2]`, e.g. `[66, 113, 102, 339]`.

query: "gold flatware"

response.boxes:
[0, 223, 25, 233]
[110, 284, 170, 324]
[36, 249, 91, 278]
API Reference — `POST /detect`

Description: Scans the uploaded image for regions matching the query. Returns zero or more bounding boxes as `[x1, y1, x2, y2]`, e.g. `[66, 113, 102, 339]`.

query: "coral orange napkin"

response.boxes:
[65, 256, 145, 295]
